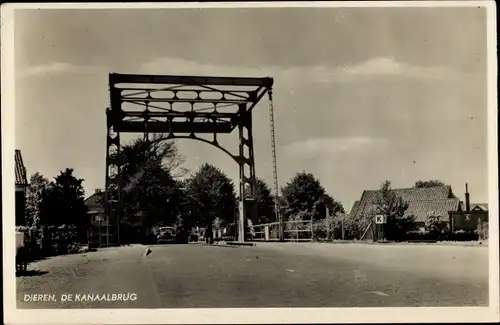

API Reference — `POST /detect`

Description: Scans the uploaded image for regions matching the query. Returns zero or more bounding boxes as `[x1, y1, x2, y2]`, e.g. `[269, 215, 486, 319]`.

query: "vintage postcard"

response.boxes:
[2, 1, 498, 324]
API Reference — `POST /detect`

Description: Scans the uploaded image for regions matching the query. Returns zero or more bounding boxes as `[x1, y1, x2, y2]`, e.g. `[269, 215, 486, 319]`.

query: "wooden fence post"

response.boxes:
[311, 214, 314, 242]
[341, 218, 345, 240]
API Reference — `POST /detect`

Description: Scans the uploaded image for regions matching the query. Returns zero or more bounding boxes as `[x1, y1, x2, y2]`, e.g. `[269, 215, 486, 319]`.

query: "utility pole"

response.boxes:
[326, 207, 330, 241]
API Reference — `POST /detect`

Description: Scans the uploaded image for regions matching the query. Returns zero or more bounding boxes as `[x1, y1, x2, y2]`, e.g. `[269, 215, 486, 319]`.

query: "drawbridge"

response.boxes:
[105, 73, 281, 244]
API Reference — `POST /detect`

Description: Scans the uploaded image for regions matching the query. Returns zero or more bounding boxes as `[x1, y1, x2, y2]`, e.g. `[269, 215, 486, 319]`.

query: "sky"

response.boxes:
[13, 6, 489, 212]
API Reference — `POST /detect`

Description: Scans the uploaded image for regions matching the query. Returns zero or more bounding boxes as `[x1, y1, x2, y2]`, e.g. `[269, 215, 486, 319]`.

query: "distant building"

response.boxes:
[349, 184, 486, 233]
[15, 150, 28, 226]
[84, 189, 114, 247]
[449, 184, 488, 232]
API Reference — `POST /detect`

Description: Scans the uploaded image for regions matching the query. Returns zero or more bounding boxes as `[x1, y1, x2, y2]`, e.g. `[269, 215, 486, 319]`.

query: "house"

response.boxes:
[449, 184, 489, 233]
[350, 184, 465, 233]
[84, 189, 114, 247]
[15, 150, 29, 226]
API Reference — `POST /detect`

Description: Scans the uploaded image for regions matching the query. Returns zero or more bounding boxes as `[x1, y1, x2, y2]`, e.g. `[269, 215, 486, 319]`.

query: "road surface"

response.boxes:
[16, 242, 489, 308]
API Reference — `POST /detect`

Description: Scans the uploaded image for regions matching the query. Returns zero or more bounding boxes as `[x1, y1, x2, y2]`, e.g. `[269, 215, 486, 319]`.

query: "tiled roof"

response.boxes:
[404, 199, 460, 223]
[84, 191, 105, 213]
[350, 201, 360, 216]
[14, 150, 28, 186]
[351, 185, 459, 222]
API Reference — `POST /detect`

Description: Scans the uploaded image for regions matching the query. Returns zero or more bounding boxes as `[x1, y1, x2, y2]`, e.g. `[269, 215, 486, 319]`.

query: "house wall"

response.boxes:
[450, 211, 488, 232]
[15, 190, 26, 226]
[89, 213, 114, 247]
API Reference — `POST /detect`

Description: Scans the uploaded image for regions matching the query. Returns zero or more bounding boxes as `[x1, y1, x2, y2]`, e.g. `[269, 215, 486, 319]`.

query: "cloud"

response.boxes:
[335, 57, 458, 81]
[282, 136, 389, 160]
[17, 62, 103, 78]
[140, 56, 458, 85]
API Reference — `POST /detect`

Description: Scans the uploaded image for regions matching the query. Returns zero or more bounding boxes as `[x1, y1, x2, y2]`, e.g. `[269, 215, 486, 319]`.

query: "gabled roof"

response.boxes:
[471, 203, 488, 211]
[84, 191, 105, 213]
[350, 201, 360, 216]
[15, 150, 28, 186]
[351, 185, 459, 222]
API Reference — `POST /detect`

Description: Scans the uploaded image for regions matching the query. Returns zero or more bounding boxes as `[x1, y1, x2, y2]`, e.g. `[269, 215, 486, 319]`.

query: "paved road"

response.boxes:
[16, 242, 489, 308]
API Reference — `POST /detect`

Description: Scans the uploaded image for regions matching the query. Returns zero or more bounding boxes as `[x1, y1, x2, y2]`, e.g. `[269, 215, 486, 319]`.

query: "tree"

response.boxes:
[25, 172, 50, 227]
[184, 163, 237, 243]
[371, 180, 415, 240]
[244, 178, 276, 225]
[313, 193, 345, 220]
[40, 169, 89, 241]
[117, 136, 186, 242]
[281, 172, 344, 221]
[414, 180, 447, 188]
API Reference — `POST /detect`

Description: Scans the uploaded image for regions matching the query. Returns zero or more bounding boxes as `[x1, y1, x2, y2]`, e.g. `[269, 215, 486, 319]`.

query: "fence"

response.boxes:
[247, 219, 314, 242]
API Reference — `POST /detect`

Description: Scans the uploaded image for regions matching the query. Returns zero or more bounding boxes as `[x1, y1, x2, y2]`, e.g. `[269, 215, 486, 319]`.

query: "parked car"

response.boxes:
[157, 226, 189, 244]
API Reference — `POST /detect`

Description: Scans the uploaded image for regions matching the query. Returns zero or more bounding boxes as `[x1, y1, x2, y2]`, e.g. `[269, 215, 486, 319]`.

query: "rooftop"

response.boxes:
[15, 150, 28, 186]
[350, 185, 460, 223]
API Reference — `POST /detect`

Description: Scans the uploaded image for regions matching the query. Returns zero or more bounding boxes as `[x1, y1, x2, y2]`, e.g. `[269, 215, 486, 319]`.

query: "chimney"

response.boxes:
[95, 188, 102, 194]
[465, 183, 470, 212]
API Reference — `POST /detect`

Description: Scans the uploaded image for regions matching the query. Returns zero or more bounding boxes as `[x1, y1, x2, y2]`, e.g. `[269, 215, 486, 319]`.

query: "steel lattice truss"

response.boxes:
[106, 73, 274, 244]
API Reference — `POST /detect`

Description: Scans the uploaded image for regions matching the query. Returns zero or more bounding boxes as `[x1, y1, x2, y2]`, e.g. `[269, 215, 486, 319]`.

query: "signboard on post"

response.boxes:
[374, 215, 387, 242]
[375, 215, 386, 224]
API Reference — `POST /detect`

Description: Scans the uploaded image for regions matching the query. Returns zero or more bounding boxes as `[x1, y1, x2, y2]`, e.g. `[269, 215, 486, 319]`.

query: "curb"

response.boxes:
[225, 241, 256, 247]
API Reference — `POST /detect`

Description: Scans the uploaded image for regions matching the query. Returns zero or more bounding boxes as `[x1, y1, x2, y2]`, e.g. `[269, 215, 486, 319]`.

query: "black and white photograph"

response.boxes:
[2, 2, 499, 324]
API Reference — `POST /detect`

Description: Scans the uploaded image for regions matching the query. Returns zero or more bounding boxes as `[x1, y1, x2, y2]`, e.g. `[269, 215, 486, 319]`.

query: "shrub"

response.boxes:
[286, 212, 312, 240]
[475, 220, 489, 240]
[313, 215, 362, 241]
[49, 224, 79, 255]
[67, 243, 82, 254]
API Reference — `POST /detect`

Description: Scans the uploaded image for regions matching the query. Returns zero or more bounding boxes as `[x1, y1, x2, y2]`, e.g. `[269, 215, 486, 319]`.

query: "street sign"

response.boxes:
[375, 215, 386, 224]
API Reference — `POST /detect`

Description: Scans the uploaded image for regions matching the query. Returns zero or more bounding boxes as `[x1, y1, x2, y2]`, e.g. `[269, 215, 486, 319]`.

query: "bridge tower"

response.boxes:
[105, 73, 274, 244]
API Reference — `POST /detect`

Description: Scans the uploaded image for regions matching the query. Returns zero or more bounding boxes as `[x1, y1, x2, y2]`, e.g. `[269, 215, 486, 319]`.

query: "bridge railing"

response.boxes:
[246, 221, 280, 241]
[246, 219, 314, 242]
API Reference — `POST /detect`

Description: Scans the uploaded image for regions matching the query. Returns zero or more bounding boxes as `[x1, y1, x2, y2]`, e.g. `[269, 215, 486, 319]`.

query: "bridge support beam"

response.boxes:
[105, 73, 273, 245]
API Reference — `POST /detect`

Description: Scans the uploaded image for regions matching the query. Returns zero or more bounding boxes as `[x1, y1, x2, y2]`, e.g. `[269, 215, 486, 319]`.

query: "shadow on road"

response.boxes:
[16, 270, 49, 277]
[200, 244, 240, 249]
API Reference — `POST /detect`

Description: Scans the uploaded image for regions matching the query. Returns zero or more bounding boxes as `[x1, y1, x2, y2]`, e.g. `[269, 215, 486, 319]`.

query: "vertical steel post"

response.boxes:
[238, 121, 246, 242]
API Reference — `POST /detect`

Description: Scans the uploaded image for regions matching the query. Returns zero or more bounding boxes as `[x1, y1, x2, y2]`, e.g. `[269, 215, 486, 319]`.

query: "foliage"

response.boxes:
[414, 180, 447, 188]
[371, 180, 415, 241]
[25, 172, 50, 227]
[184, 163, 237, 240]
[475, 219, 489, 240]
[425, 215, 448, 236]
[20, 169, 88, 257]
[118, 136, 186, 240]
[281, 172, 344, 221]
[50, 225, 79, 255]
[285, 211, 312, 240]
[313, 213, 361, 240]
[244, 178, 276, 225]
[38, 169, 89, 243]
[414, 179, 456, 198]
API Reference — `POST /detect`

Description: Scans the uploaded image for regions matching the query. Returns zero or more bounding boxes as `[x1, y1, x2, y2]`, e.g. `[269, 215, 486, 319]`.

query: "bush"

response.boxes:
[16, 225, 44, 261]
[286, 212, 312, 240]
[475, 220, 488, 240]
[313, 215, 362, 241]
[425, 215, 448, 236]
[67, 243, 82, 254]
[48, 224, 79, 255]
[447, 230, 478, 241]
